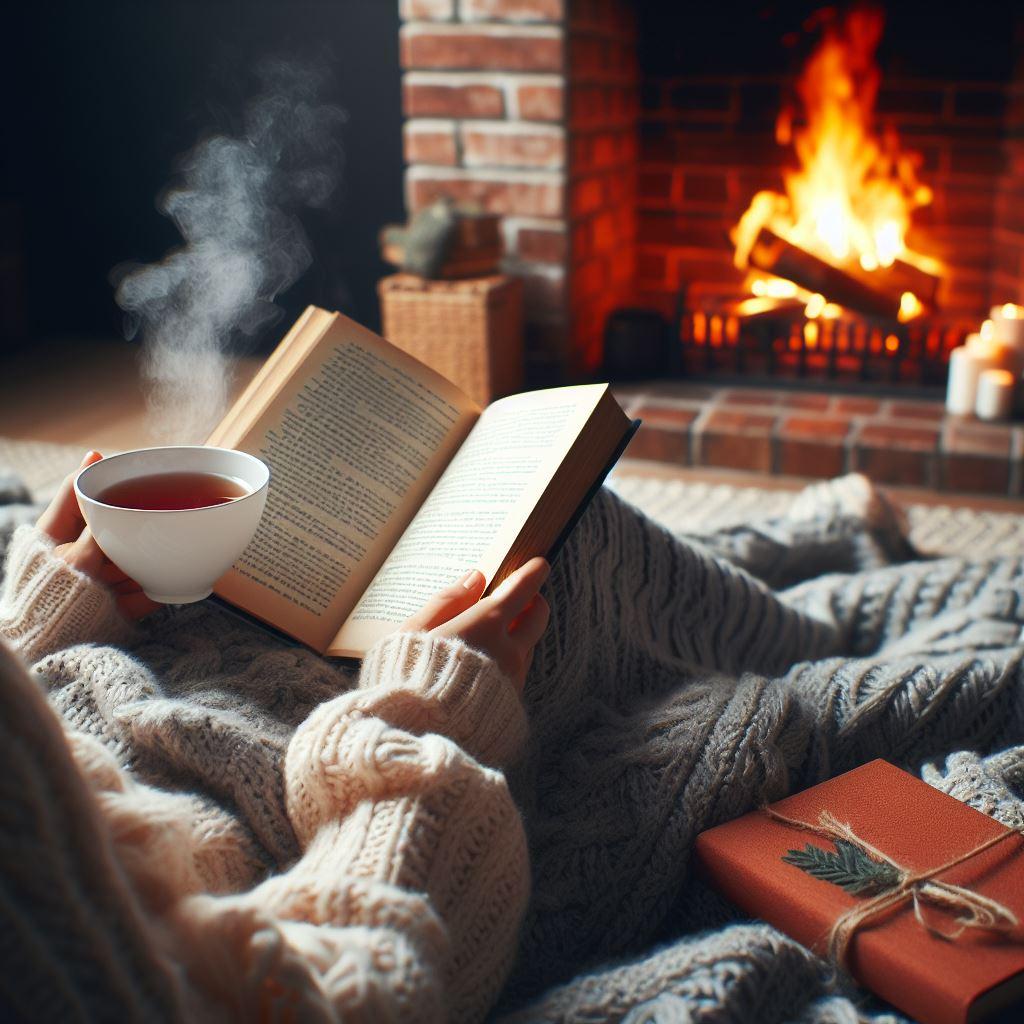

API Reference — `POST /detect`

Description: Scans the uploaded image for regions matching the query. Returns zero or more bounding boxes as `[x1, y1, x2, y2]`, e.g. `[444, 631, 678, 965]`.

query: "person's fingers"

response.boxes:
[402, 569, 486, 632]
[37, 451, 102, 543]
[117, 590, 161, 621]
[96, 559, 131, 586]
[109, 577, 142, 595]
[487, 558, 550, 621]
[509, 594, 550, 649]
[62, 527, 107, 577]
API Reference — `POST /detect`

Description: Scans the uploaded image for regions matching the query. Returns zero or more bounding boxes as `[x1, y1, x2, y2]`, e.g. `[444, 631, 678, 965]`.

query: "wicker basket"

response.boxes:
[378, 273, 523, 406]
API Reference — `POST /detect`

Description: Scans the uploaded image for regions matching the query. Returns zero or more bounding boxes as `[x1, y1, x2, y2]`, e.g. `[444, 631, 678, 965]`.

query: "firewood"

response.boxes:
[875, 256, 940, 307]
[748, 228, 901, 320]
[724, 296, 806, 322]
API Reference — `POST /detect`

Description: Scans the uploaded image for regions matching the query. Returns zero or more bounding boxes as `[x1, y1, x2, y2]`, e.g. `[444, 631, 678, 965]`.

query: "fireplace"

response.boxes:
[399, 0, 1024, 375]
[637, 2, 1018, 394]
[397, 1, 1024, 494]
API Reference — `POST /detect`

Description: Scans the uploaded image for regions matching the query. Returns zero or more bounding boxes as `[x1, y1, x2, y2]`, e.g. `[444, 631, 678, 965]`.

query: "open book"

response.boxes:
[207, 306, 637, 657]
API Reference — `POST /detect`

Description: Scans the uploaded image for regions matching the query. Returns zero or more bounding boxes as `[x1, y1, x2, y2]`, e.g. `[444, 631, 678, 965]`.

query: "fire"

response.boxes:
[734, 7, 932, 283]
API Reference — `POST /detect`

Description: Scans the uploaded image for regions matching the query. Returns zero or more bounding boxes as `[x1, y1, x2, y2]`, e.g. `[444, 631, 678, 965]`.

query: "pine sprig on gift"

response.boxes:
[782, 840, 900, 895]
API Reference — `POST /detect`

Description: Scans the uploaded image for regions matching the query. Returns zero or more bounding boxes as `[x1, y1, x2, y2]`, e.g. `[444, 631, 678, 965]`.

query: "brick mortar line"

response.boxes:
[688, 405, 714, 466]
[455, 2, 564, 24]
[405, 118, 458, 131]
[402, 21, 563, 36]
[407, 165, 565, 181]
[460, 119, 565, 134]
[404, 70, 564, 83]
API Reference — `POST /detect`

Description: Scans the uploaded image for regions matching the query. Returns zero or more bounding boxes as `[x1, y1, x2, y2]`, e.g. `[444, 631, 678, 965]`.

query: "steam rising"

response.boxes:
[113, 61, 344, 443]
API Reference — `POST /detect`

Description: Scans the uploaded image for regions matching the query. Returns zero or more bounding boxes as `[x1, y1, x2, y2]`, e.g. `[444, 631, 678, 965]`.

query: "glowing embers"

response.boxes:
[732, 7, 943, 324]
[678, 284, 966, 388]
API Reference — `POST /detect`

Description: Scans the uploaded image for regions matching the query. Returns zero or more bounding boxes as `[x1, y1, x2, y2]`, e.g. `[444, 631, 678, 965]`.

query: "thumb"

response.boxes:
[37, 450, 103, 543]
[401, 569, 486, 632]
[63, 526, 108, 578]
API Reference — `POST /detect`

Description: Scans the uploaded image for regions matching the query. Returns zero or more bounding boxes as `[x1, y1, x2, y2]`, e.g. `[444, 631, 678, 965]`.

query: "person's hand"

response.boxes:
[36, 451, 160, 620]
[400, 558, 551, 692]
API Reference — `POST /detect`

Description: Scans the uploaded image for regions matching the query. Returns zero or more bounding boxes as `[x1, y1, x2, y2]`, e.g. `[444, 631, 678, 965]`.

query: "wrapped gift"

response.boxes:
[695, 760, 1024, 1024]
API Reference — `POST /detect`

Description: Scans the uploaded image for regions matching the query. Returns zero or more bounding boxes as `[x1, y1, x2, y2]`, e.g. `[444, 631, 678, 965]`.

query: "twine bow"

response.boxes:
[764, 805, 1023, 967]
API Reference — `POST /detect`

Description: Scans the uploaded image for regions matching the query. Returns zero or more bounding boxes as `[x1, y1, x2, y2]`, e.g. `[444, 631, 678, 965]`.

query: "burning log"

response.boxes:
[724, 296, 805, 323]
[748, 228, 903, 320]
[875, 256, 941, 308]
[729, 8, 945, 321]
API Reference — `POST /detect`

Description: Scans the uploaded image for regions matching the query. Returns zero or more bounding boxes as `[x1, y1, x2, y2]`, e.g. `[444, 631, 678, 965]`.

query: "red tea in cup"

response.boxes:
[95, 471, 250, 511]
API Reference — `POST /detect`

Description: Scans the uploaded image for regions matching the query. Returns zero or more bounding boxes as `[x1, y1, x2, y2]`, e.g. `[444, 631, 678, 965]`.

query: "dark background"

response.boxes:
[2, 0, 403, 355]
[639, 1, 1021, 78]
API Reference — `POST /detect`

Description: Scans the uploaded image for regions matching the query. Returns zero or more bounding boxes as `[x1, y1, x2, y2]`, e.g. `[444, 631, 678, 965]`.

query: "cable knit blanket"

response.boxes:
[3, 466, 1024, 1024]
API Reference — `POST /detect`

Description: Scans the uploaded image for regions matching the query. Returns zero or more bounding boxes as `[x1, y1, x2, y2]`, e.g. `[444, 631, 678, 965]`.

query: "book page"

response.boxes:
[331, 384, 607, 655]
[214, 313, 479, 652]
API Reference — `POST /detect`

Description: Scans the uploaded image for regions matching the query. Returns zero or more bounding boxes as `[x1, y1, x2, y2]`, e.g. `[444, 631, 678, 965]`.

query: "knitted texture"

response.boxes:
[0, 526, 530, 1022]
[496, 482, 1024, 1020]
[0, 641, 188, 1023]
[3, 473, 1024, 1023]
[0, 525, 130, 662]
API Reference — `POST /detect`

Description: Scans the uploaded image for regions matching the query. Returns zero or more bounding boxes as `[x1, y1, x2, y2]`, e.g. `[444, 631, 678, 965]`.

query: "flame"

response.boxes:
[752, 276, 798, 299]
[805, 293, 827, 319]
[898, 291, 922, 322]
[734, 7, 932, 278]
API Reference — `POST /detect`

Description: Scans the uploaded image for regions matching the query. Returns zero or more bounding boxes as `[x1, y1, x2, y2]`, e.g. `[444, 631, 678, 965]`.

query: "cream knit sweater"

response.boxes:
[0, 525, 530, 1022]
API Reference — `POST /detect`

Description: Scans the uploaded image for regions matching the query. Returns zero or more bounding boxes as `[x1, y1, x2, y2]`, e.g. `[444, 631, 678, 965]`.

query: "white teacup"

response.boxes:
[75, 445, 270, 604]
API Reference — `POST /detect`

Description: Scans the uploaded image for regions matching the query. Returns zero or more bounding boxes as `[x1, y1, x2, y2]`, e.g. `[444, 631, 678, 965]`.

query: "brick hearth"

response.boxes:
[616, 384, 1024, 497]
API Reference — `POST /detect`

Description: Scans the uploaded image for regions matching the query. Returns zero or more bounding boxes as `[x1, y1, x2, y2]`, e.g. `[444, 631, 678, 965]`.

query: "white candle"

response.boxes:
[990, 304, 1024, 349]
[947, 345, 997, 415]
[975, 368, 1015, 421]
[966, 331, 1011, 372]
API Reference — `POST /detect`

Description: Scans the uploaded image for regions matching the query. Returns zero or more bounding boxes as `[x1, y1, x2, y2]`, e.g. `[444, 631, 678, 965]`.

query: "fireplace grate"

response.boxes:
[671, 286, 969, 394]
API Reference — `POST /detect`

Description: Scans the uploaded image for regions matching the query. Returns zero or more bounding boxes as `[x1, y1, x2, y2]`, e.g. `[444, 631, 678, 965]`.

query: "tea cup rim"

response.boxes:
[75, 445, 270, 514]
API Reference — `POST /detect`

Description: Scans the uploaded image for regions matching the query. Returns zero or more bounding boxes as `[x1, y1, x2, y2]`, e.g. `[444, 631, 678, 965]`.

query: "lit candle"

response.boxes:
[975, 368, 1015, 421]
[946, 345, 998, 416]
[966, 331, 1011, 373]
[989, 305, 1024, 378]
[990, 304, 1024, 349]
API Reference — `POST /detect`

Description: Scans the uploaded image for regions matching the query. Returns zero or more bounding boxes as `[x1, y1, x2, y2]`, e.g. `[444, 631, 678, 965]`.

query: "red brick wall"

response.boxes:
[566, 0, 638, 373]
[398, 0, 639, 380]
[636, 74, 1010, 323]
[399, 0, 571, 379]
[992, 29, 1024, 309]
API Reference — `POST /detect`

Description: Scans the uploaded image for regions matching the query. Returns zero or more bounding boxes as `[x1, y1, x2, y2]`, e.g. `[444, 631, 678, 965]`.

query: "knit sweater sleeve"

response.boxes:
[0, 525, 129, 663]
[256, 631, 530, 1024]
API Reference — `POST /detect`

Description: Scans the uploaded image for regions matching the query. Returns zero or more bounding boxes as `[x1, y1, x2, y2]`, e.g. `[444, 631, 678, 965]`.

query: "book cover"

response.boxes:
[694, 760, 1024, 1024]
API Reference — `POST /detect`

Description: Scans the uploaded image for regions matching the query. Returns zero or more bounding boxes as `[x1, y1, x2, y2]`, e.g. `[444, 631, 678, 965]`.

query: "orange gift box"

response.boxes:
[694, 760, 1024, 1024]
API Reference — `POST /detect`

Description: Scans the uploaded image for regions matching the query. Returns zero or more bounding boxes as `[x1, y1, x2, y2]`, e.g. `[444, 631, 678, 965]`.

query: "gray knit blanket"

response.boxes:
[3, 468, 1024, 1024]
